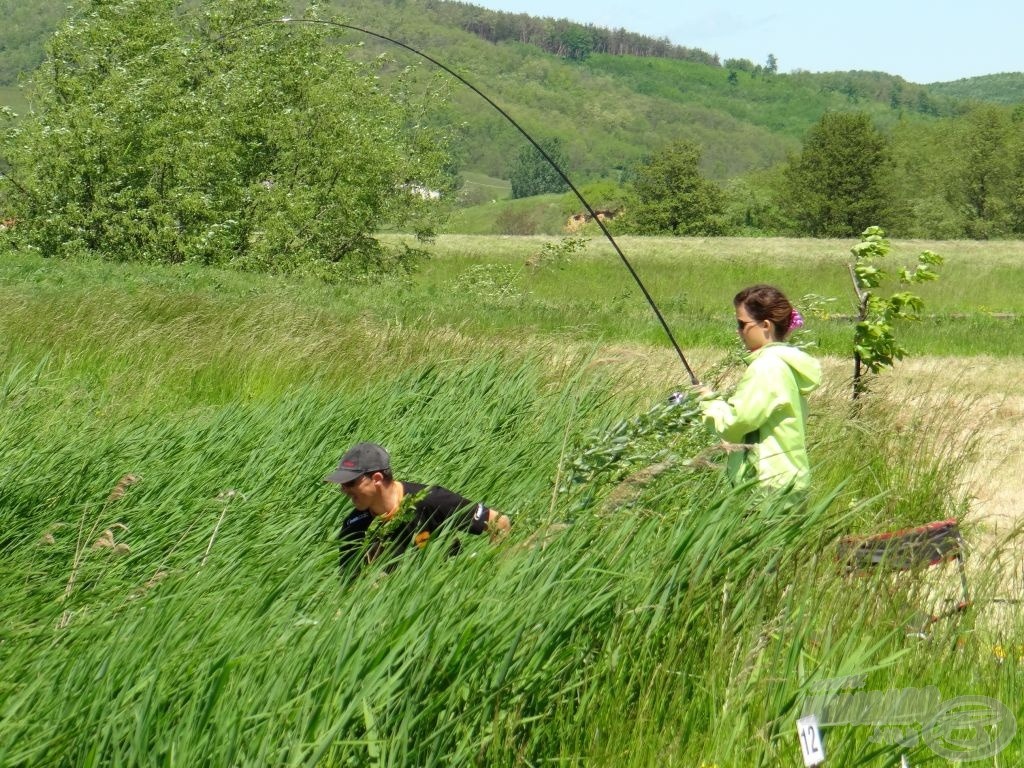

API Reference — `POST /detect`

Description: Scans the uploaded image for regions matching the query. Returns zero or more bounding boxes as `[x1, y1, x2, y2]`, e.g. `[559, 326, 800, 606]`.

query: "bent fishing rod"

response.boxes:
[225, 17, 700, 386]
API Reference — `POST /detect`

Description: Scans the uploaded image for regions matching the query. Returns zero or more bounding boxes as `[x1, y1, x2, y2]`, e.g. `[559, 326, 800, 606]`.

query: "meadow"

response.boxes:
[1, 235, 1021, 766]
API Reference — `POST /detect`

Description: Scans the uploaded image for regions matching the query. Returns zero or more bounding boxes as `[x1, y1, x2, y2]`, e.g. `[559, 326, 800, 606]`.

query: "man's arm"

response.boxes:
[486, 509, 511, 540]
[420, 487, 509, 543]
[465, 500, 509, 541]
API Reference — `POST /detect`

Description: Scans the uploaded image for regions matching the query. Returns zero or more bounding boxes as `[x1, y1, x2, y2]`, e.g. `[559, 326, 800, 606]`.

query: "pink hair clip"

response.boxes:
[789, 308, 804, 329]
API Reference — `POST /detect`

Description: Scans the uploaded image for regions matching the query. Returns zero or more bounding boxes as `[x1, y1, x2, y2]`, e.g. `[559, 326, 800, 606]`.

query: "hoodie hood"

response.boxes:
[746, 343, 822, 396]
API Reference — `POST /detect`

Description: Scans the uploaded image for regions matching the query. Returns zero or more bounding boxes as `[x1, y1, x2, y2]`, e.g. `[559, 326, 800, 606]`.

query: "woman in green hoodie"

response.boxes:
[699, 284, 822, 497]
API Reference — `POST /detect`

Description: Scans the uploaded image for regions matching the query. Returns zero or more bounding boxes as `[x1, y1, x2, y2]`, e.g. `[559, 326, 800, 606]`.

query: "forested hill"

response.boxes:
[2, 0, 1023, 182]
[314, 0, 1024, 180]
[927, 73, 1024, 104]
[0, 0, 718, 84]
[394, 0, 721, 64]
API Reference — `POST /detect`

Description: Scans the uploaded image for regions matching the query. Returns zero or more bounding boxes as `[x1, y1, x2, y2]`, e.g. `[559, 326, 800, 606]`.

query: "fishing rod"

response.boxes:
[223, 16, 700, 386]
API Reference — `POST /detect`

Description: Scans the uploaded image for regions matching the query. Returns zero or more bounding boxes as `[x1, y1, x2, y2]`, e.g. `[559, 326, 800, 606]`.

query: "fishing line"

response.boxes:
[220, 16, 700, 385]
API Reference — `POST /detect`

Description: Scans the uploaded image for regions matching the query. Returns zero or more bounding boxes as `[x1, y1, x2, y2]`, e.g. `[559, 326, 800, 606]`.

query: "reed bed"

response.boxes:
[0, 247, 1020, 766]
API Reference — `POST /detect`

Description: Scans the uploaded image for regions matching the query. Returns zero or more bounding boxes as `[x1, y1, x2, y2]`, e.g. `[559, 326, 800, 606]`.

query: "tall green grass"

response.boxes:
[0, 244, 1020, 765]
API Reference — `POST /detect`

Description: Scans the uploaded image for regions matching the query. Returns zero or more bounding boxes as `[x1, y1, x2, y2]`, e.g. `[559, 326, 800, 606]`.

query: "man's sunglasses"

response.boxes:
[340, 473, 369, 489]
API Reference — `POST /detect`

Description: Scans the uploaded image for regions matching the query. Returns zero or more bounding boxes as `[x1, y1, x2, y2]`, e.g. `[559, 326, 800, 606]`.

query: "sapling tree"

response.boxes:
[849, 226, 943, 398]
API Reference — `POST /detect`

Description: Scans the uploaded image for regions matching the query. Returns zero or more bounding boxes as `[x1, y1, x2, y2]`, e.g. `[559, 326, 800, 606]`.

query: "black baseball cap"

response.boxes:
[323, 442, 391, 484]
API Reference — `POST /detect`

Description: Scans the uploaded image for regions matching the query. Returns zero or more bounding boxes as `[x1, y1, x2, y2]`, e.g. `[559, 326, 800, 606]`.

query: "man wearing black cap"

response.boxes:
[324, 442, 510, 576]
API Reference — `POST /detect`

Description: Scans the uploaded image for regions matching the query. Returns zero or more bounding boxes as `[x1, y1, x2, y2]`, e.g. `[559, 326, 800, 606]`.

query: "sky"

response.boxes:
[466, 0, 1023, 84]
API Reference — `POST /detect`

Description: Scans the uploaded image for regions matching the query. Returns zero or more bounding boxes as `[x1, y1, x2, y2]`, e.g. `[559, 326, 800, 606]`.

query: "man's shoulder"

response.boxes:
[400, 482, 483, 522]
[402, 481, 467, 508]
[400, 481, 491, 536]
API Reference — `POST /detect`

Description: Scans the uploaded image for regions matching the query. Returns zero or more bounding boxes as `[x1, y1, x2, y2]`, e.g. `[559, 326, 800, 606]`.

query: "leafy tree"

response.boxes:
[723, 58, 756, 74]
[943, 104, 1018, 237]
[0, 0, 453, 278]
[508, 137, 570, 199]
[1008, 137, 1024, 236]
[720, 175, 788, 235]
[780, 111, 899, 237]
[551, 24, 595, 60]
[887, 117, 964, 238]
[623, 140, 724, 235]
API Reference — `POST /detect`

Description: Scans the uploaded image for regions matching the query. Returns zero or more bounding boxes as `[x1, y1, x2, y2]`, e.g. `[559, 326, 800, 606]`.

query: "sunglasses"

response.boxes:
[340, 473, 368, 489]
[737, 318, 757, 331]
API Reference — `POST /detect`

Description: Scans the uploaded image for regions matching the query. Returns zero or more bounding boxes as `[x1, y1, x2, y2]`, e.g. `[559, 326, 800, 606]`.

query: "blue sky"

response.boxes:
[465, 0, 1022, 84]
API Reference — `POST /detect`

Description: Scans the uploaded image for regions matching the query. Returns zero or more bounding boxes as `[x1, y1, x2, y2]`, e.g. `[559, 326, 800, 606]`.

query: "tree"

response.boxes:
[780, 111, 898, 237]
[1008, 137, 1024, 236]
[553, 24, 594, 61]
[0, 0, 453, 278]
[623, 140, 724, 235]
[944, 104, 1017, 238]
[508, 137, 570, 199]
[723, 57, 756, 73]
[847, 226, 942, 398]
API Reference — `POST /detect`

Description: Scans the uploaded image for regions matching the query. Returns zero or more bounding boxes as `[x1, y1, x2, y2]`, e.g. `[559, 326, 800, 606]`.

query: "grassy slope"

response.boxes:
[0, 238, 1021, 764]
[454, 170, 512, 205]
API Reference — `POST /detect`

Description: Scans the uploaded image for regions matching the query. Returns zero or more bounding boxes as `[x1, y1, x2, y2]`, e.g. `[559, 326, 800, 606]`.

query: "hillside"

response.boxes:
[927, 72, 1024, 104]
[331, 0, 961, 180]
[2, 0, 1021, 185]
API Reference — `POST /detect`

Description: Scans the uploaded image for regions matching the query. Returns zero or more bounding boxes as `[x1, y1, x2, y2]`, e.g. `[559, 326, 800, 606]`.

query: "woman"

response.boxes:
[699, 284, 821, 496]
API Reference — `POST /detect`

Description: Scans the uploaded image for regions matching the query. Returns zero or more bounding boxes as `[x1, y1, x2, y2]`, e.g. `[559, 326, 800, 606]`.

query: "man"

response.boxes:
[324, 442, 510, 576]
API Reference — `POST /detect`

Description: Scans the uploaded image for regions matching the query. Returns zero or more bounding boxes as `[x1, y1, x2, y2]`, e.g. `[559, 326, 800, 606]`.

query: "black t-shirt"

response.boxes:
[337, 482, 490, 573]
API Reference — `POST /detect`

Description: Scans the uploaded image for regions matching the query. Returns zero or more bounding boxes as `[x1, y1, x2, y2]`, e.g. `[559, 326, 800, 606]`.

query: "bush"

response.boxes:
[0, 0, 453, 279]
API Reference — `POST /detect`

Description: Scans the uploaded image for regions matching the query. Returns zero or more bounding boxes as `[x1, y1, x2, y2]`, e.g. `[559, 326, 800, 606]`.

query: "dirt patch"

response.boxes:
[887, 357, 1024, 532]
[828, 356, 1024, 615]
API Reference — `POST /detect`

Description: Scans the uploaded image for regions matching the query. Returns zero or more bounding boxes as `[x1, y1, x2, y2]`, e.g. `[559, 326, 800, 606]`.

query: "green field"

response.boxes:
[400, 235, 1024, 358]
[1, 236, 1020, 766]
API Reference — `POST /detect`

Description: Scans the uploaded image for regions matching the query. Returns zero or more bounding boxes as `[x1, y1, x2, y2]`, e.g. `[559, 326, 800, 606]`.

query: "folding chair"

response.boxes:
[837, 518, 971, 636]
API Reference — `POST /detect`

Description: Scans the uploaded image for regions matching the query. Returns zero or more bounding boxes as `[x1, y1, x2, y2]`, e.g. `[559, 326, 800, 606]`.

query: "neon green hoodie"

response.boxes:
[700, 343, 822, 492]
